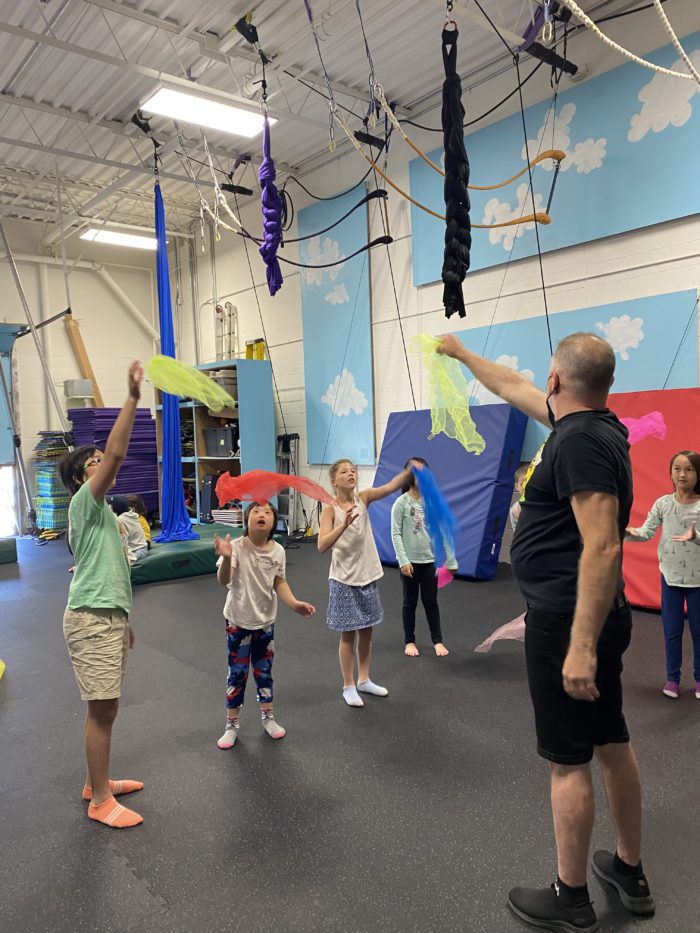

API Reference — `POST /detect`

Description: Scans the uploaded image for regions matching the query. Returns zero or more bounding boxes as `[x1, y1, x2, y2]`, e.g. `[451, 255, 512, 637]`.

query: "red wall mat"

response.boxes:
[609, 388, 700, 610]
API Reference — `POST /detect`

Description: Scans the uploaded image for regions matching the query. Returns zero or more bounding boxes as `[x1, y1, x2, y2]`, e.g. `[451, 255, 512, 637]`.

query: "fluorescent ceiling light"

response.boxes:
[141, 87, 274, 138]
[80, 229, 158, 250]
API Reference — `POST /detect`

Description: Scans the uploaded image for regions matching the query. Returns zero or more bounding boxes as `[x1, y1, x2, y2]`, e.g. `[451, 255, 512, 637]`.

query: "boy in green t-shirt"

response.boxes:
[59, 361, 144, 829]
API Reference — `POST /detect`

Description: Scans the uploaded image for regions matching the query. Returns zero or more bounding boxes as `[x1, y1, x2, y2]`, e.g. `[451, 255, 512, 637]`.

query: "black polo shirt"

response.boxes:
[510, 409, 632, 613]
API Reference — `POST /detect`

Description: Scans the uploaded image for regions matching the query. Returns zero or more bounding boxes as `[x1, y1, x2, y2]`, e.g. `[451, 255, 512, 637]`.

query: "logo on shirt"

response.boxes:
[519, 442, 546, 504]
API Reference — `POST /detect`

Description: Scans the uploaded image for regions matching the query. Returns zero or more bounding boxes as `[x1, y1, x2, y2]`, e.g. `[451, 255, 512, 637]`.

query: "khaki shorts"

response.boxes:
[63, 608, 129, 701]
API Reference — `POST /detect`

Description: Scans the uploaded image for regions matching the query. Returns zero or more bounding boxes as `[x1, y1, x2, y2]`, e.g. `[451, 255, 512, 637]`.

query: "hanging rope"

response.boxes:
[334, 110, 551, 228]
[355, 0, 378, 127]
[557, 0, 697, 80]
[302, 0, 339, 151]
[241, 190, 387, 246]
[372, 82, 566, 189]
[515, 54, 553, 353]
[441, 23, 471, 319]
[652, 0, 700, 87]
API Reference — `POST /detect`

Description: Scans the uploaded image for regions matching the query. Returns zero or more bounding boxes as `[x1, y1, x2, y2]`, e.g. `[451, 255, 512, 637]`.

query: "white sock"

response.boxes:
[357, 679, 388, 697]
[217, 717, 240, 749]
[342, 686, 364, 707]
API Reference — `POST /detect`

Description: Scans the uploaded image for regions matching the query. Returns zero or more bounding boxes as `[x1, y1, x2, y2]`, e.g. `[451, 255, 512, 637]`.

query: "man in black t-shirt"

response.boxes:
[438, 332, 655, 933]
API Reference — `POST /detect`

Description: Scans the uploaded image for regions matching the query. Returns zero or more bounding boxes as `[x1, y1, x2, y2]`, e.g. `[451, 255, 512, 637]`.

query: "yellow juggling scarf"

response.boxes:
[146, 356, 236, 412]
[411, 335, 485, 455]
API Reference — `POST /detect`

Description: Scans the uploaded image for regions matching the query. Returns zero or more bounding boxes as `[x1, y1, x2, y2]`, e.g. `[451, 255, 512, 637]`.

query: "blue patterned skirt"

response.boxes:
[327, 579, 383, 632]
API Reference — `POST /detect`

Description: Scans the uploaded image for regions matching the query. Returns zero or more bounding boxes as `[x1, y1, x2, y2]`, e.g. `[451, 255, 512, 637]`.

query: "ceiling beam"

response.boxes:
[0, 90, 296, 176]
[0, 134, 209, 189]
[83, 0, 413, 117]
[0, 20, 328, 132]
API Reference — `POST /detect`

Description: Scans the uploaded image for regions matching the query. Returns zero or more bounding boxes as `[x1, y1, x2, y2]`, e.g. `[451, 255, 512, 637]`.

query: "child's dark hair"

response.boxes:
[243, 501, 278, 541]
[402, 457, 429, 493]
[669, 450, 700, 494]
[110, 495, 130, 516]
[127, 494, 148, 517]
[58, 445, 99, 496]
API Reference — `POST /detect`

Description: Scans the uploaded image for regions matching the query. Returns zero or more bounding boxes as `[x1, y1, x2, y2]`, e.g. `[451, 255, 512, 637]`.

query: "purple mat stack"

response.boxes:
[69, 407, 159, 512]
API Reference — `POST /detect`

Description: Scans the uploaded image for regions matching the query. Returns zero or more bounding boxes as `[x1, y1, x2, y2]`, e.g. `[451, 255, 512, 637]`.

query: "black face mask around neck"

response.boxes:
[546, 391, 556, 428]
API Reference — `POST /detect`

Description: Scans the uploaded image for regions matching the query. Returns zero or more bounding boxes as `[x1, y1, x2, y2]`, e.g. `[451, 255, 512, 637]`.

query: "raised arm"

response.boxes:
[214, 533, 234, 586]
[564, 491, 622, 701]
[361, 467, 413, 506]
[437, 334, 549, 427]
[89, 361, 142, 503]
[318, 502, 357, 553]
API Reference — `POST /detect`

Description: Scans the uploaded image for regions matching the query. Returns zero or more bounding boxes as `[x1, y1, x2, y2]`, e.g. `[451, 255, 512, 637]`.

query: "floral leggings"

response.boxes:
[225, 621, 274, 709]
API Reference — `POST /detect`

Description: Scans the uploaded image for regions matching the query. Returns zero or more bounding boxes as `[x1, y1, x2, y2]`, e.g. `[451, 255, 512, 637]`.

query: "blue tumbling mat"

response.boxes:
[370, 406, 527, 580]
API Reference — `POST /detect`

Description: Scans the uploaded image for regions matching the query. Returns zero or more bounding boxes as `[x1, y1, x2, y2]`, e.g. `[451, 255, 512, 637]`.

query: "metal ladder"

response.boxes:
[276, 432, 300, 534]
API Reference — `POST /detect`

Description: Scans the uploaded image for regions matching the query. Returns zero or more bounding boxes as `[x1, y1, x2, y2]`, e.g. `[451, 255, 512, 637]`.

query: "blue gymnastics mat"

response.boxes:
[370, 406, 527, 580]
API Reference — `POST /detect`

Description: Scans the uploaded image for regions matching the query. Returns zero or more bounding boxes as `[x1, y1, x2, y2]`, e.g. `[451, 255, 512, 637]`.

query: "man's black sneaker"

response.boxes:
[507, 883, 600, 932]
[591, 850, 656, 916]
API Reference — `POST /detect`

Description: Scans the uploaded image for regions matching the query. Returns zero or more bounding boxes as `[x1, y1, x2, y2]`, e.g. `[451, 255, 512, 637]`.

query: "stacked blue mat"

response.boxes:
[69, 407, 158, 511]
[34, 431, 71, 531]
[370, 406, 527, 581]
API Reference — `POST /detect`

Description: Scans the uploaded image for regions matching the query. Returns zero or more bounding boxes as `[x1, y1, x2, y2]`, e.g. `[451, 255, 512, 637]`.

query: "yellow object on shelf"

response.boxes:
[245, 338, 266, 360]
[0, 658, 6, 681]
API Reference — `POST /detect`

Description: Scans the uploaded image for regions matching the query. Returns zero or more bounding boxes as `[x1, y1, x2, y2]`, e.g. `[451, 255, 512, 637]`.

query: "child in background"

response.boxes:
[214, 501, 315, 749]
[58, 362, 145, 829]
[127, 494, 151, 545]
[509, 465, 529, 531]
[318, 458, 420, 707]
[111, 496, 149, 564]
[391, 457, 455, 657]
[626, 450, 700, 699]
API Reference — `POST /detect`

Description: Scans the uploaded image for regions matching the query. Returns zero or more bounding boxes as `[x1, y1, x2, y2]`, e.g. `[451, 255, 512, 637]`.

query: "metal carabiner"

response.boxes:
[541, 0, 554, 44]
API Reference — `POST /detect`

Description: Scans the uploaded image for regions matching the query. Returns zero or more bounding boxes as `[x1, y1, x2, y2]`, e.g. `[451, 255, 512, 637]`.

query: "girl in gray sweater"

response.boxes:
[626, 450, 700, 699]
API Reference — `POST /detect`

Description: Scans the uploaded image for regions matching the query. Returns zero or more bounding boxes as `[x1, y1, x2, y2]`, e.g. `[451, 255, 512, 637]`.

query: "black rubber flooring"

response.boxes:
[1, 537, 698, 933]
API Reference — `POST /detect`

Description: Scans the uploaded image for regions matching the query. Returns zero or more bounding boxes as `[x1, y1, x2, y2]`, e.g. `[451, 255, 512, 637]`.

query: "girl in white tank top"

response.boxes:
[318, 458, 420, 708]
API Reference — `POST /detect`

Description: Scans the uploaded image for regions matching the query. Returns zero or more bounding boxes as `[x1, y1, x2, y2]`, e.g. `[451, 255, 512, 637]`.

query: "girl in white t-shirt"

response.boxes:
[214, 501, 315, 749]
[318, 458, 419, 707]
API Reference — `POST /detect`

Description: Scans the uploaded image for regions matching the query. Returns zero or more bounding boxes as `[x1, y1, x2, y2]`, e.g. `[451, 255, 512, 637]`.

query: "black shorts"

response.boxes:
[524, 604, 632, 765]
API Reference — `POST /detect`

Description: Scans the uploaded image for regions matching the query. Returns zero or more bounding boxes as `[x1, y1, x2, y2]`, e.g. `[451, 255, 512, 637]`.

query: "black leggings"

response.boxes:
[402, 562, 443, 644]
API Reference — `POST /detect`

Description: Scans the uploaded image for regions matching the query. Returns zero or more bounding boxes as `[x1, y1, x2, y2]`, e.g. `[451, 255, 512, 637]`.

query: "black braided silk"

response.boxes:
[440, 26, 471, 319]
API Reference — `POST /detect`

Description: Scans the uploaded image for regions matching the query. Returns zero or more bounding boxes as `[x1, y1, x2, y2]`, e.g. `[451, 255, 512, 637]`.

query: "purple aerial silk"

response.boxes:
[258, 115, 283, 296]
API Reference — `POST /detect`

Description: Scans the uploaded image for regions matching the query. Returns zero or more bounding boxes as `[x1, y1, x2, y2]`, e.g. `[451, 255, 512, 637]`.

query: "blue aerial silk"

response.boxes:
[154, 182, 199, 543]
[413, 465, 456, 568]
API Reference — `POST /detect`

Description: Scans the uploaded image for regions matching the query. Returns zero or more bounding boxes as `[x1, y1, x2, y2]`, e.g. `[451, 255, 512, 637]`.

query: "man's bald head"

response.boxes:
[551, 332, 616, 403]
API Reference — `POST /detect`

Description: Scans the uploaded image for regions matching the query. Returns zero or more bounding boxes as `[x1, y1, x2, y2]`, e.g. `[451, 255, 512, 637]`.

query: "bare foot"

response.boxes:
[404, 643, 419, 657]
[434, 643, 449, 657]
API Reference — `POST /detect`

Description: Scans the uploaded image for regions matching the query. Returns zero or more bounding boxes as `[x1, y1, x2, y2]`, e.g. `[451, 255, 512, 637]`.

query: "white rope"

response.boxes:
[558, 0, 695, 81]
[200, 133, 243, 229]
[653, 0, 700, 87]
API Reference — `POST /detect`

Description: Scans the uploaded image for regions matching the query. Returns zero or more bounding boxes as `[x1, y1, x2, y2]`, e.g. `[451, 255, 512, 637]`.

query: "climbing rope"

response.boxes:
[373, 82, 565, 189]
[335, 110, 551, 228]
[652, 0, 700, 87]
[558, 0, 697, 80]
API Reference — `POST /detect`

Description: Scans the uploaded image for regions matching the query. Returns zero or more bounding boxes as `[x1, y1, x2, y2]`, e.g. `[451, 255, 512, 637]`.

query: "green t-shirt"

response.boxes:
[67, 480, 132, 613]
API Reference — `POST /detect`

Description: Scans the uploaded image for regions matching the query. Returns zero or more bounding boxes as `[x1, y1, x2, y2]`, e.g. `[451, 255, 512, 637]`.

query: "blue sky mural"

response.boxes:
[299, 188, 375, 465]
[410, 31, 700, 287]
[452, 290, 698, 459]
